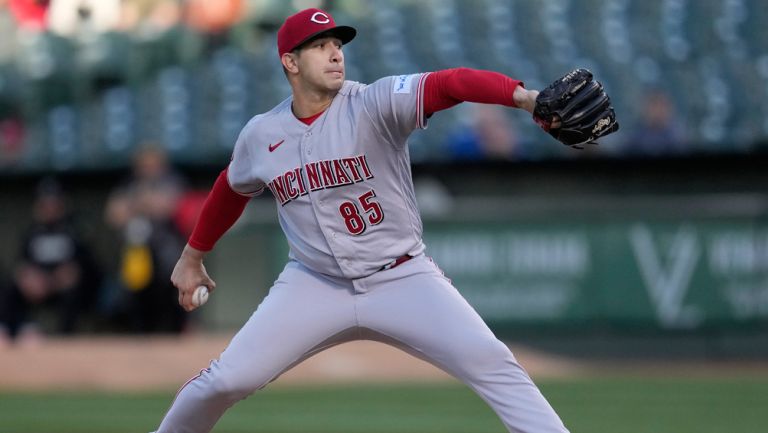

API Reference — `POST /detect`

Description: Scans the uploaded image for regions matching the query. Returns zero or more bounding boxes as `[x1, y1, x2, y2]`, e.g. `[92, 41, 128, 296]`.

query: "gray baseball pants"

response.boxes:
[154, 255, 569, 433]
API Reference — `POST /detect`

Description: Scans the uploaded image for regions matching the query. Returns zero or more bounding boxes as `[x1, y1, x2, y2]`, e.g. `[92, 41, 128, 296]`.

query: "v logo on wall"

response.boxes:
[629, 224, 703, 328]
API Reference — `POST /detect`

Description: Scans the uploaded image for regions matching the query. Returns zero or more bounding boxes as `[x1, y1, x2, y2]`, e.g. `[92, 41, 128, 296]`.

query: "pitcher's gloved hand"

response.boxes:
[533, 68, 619, 149]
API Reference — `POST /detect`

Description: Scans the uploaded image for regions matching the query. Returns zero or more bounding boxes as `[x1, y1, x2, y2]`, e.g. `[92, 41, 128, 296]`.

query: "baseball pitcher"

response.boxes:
[152, 8, 618, 433]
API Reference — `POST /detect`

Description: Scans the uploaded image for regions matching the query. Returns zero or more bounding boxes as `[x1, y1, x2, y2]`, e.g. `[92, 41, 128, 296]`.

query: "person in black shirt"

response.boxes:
[0, 178, 101, 343]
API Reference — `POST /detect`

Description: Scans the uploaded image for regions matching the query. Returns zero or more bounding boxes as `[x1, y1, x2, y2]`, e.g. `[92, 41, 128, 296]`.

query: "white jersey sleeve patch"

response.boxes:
[363, 73, 429, 149]
[393, 74, 416, 94]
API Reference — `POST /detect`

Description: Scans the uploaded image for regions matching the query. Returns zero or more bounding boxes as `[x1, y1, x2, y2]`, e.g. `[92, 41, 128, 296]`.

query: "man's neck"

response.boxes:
[291, 84, 338, 118]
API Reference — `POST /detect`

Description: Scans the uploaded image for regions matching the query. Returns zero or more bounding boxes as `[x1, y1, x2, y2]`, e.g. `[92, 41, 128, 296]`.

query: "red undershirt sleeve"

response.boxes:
[422, 68, 524, 116]
[188, 168, 250, 251]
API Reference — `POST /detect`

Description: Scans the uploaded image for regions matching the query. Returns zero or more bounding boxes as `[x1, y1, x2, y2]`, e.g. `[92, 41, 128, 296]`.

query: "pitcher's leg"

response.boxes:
[156, 263, 356, 433]
[357, 259, 569, 433]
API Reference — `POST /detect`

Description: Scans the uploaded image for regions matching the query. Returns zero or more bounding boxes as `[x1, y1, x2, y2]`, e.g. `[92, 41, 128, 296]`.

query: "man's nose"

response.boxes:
[330, 46, 342, 62]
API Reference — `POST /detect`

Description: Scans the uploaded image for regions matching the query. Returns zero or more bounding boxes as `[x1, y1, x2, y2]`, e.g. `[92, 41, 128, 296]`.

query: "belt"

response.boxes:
[380, 254, 413, 271]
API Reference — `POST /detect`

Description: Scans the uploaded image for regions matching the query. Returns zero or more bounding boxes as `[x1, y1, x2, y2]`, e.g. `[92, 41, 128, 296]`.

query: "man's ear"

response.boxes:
[281, 53, 299, 74]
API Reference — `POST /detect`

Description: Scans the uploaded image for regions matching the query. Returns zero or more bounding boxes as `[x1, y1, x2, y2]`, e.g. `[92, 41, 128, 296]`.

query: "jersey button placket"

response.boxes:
[302, 130, 312, 155]
[300, 128, 339, 269]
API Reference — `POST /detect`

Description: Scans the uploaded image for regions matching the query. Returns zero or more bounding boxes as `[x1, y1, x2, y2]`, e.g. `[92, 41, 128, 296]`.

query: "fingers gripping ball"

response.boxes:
[533, 68, 619, 149]
[192, 286, 209, 308]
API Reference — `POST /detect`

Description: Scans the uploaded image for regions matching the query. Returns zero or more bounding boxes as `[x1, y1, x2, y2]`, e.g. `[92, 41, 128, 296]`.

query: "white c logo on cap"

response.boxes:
[310, 12, 330, 24]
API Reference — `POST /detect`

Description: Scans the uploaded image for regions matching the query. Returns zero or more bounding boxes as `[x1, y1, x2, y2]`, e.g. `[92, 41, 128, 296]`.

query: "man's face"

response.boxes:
[291, 36, 345, 92]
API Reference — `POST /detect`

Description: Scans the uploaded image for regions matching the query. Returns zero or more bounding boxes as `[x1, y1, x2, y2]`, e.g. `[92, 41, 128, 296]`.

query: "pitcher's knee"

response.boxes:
[199, 365, 271, 402]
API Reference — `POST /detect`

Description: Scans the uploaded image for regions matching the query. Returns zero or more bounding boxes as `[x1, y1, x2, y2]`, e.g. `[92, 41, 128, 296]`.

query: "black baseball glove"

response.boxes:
[533, 68, 619, 149]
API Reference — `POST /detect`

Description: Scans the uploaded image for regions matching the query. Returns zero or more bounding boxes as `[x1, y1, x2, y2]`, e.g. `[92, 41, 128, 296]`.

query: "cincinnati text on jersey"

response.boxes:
[267, 154, 374, 206]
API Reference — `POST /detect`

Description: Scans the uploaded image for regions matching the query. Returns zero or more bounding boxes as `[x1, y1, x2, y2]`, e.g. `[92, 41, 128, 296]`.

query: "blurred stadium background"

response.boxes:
[1, 0, 768, 432]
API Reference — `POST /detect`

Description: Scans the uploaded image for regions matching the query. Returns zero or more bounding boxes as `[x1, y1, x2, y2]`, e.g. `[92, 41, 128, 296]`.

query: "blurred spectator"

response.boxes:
[134, 0, 182, 37]
[0, 177, 102, 345]
[6, 0, 49, 31]
[47, 0, 120, 36]
[625, 90, 687, 156]
[185, 0, 244, 35]
[0, 116, 25, 166]
[103, 144, 188, 334]
[174, 188, 208, 238]
[445, 104, 521, 161]
[184, 0, 244, 53]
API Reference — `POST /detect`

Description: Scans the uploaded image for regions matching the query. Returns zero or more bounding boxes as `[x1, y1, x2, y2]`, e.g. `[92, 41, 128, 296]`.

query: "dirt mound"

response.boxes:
[0, 334, 584, 391]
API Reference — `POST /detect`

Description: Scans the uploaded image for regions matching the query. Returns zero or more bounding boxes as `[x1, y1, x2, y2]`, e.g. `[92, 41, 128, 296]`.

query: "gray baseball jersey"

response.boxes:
[227, 74, 430, 279]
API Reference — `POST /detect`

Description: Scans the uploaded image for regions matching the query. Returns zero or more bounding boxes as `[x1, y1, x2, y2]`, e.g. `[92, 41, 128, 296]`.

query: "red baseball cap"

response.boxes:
[277, 8, 357, 57]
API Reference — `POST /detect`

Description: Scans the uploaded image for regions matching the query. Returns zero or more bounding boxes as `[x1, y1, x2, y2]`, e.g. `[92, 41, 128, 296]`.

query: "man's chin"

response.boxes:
[327, 78, 345, 91]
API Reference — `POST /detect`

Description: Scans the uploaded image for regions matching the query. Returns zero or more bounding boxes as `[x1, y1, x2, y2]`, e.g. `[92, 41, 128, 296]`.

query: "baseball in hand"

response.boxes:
[192, 286, 209, 308]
